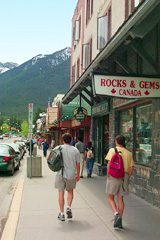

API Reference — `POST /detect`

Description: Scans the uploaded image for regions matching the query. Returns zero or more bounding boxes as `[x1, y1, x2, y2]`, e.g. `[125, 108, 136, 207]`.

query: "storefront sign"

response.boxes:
[92, 101, 109, 116]
[74, 107, 88, 121]
[93, 75, 160, 98]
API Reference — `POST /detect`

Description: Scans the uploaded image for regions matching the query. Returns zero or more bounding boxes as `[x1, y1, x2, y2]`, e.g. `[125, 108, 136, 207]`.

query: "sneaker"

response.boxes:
[66, 208, 72, 219]
[113, 213, 121, 228]
[57, 213, 65, 221]
[117, 218, 123, 229]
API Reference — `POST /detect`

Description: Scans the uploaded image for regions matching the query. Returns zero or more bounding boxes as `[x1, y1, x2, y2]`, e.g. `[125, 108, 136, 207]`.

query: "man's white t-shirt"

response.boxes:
[56, 144, 81, 179]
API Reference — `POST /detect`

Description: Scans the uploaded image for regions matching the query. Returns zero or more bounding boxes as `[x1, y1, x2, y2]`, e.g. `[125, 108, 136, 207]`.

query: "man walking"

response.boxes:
[55, 133, 81, 221]
[75, 136, 86, 178]
[105, 135, 134, 229]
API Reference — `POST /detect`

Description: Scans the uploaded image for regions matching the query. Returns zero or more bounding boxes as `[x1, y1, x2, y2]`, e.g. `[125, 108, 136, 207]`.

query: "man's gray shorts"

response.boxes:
[55, 175, 76, 191]
[106, 174, 130, 196]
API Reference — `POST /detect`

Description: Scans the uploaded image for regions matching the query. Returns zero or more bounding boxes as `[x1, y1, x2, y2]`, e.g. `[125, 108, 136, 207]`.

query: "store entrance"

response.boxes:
[94, 115, 109, 166]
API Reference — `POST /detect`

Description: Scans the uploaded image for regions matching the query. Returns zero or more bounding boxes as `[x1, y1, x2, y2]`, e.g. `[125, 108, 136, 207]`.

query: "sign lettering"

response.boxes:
[93, 75, 160, 98]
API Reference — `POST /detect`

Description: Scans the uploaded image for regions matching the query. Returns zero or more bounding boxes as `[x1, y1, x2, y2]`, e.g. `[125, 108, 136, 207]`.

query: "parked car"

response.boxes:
[2, 142, 23, 162]
[0, 144, 20, 175]
[4, 133, 10, 138]
[0, 135, 4, 140]
[14, 140, 26, 157]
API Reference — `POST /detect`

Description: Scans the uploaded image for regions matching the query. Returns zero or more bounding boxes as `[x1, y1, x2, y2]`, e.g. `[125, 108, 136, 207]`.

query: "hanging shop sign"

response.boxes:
[74, 107, 88, 121]
[93, 75, 160, 98]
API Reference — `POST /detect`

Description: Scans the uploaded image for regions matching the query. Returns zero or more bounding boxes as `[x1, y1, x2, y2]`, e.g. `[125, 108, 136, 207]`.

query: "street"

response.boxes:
[0, 137, 26, 239]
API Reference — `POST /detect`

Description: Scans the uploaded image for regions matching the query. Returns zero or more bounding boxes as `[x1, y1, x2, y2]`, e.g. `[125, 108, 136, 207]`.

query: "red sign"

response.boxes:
[93, 75, 160, 98]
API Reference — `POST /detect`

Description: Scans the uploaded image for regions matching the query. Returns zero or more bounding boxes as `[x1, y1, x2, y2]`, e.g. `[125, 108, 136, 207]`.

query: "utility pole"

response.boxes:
[28, 103, 33, 178]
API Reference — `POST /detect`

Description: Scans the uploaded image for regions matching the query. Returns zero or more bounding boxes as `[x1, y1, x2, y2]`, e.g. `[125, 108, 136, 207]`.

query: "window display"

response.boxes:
[136, 104, 152, 165]
[153, 101, 160, 160]
[119, 104, 152, 166]
[119, 109, 133, 151]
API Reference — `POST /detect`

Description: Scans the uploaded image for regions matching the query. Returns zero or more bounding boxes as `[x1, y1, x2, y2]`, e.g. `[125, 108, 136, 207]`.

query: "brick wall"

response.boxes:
[130, 165, 160, 208]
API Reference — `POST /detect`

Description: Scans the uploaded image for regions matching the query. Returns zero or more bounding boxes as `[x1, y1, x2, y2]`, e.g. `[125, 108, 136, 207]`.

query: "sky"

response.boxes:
[0, 0, 77, 64]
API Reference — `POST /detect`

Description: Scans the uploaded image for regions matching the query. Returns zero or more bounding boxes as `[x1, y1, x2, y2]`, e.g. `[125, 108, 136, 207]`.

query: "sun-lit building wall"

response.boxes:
[70, 0, 129, 87]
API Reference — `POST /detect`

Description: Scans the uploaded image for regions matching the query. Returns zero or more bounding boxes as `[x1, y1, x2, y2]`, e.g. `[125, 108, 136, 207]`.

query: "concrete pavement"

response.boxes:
[2, 150, 160, 240]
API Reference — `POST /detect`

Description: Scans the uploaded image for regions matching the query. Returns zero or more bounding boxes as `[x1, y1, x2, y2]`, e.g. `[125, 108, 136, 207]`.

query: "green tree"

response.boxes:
[21, 121, 29, 137]
[2, 122, 9, 133]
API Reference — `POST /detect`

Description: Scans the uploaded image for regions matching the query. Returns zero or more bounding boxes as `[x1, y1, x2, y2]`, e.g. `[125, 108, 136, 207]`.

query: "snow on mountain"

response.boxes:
[0, 62, 18, 74]
[30, 47, 71, 67]
[0, 47, 71, 73]
[31, 54, 46, 65]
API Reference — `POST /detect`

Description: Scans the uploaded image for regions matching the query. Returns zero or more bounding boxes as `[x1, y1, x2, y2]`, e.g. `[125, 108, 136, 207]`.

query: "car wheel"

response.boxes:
[16, 162, 20, 171]
[9, 164, 15, 176]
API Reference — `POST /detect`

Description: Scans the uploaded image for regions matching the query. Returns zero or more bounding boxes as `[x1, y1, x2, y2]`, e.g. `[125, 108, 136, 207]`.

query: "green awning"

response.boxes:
[61, 97, 91, 121]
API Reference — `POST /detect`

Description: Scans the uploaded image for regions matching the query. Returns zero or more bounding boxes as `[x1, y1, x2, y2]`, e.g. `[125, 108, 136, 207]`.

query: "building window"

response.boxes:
[89, 38, 92, 63]
[73, 16, 81, 48]
[86, 0, 93, 25]
[97, 8, 111, 50]
[71, 65, 75, 85]
[134, 0, 141, 8]
[125, 0, 142, 18]
[76, 58, 80, 80]
[82, 39, 92, 69]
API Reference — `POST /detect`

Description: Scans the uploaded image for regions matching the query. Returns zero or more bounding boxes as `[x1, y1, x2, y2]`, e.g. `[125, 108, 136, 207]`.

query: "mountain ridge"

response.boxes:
[0, 47, 71, 119]
[0, 62, 18, 74]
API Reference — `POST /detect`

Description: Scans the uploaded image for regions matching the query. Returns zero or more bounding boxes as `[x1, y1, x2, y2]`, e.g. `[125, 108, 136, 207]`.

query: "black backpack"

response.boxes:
[47, 146, 64, 174]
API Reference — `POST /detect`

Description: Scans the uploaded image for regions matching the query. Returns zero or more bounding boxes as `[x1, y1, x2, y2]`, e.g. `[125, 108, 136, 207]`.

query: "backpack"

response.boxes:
[86, 148, 94, 159]
[108, 148, 124, 178]
[47, 146, 64, 173]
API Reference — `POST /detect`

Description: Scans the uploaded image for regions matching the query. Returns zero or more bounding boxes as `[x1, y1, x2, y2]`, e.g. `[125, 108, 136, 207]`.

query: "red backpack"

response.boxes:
[108, 148, 125, 178]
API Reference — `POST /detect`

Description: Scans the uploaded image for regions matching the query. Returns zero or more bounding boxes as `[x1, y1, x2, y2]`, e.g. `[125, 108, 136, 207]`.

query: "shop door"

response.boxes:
[103, 115, 109, 163]
[94, 116, 109, 165]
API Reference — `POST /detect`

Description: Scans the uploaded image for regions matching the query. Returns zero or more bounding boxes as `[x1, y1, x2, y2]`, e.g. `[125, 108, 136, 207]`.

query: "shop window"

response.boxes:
[119, 104, 152, 166]
[119, 109, 133, 151]
[154, 107, 160, 160]
[136, 104, 152, 165]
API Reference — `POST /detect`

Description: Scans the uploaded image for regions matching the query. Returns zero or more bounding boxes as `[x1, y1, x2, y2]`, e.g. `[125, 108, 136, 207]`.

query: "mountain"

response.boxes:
[0, 62, 18, 74]
[0, 47, 71, 119]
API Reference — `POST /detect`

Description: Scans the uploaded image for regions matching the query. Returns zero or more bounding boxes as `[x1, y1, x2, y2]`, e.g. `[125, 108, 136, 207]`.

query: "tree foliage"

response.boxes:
[21, 120, 29, 137]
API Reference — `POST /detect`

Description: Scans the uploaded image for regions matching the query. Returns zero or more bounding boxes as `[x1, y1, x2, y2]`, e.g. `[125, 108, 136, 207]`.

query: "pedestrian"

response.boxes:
[50, 139, 55, 148]
[42, 139, 49, 157]
[27, 139, 34, 155]
[75, 136, 86, 178]
[71, 137, 77, 146]
[105, 135, 134, 229]
[55, 133, 81, 221]
[85, 141, 94, 178]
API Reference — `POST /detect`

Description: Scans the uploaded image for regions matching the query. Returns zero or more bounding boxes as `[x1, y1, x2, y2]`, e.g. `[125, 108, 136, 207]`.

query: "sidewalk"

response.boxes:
[2, 151, 160, 240]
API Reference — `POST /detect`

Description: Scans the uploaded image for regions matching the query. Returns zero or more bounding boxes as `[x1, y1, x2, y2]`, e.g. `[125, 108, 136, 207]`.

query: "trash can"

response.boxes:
[27, 155, 42, 177]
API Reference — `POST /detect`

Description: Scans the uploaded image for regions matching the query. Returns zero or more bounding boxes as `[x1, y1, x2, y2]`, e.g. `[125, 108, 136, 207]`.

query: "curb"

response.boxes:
[1, 178, 24, 240]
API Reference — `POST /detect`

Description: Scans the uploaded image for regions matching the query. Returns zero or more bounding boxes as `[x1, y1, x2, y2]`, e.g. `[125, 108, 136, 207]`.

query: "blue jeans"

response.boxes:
[86, 158, 94, 175]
